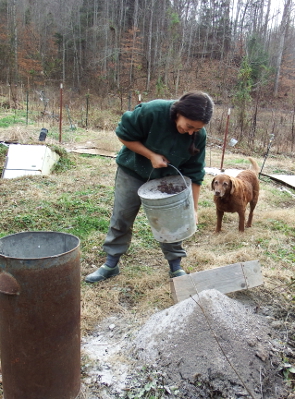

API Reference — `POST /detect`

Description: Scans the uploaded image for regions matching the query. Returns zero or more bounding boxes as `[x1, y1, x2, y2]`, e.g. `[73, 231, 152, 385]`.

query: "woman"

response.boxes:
[85, 91, 214, 283]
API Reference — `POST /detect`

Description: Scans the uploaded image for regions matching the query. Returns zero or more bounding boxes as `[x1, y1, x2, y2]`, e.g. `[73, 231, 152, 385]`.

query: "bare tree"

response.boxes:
[145, 0, 155, 92]
[273, 0, 293, 96]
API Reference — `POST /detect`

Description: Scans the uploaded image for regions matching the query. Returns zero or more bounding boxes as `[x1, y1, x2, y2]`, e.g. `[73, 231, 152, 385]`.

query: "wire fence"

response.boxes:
[0, 85, 295, 156]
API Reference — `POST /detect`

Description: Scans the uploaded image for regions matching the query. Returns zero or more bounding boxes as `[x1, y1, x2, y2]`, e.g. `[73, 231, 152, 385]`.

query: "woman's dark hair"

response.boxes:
[170, 91, 214, 155]
[170, 91, 214, 124]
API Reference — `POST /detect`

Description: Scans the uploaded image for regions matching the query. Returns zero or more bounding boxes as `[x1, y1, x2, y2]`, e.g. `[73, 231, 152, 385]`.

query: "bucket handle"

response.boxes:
[167, 164, 188, 189]
[147, 164, 188, 189]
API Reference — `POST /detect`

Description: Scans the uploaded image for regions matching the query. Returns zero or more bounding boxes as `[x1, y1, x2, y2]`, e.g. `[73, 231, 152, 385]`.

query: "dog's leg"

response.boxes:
[215, 209, 224, 233]
[237, 210, 245, 232]
[246, 201, 257, 228]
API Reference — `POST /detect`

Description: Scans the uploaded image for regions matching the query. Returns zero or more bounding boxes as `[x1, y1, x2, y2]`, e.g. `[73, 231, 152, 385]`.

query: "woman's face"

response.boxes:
[175, 114, 205, 135]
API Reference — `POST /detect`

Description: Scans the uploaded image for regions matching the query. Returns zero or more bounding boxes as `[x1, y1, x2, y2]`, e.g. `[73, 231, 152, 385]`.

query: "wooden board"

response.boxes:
[170, 260, 263, 303]
[260, 173, 295, 189]
[69, 148, 117, 158]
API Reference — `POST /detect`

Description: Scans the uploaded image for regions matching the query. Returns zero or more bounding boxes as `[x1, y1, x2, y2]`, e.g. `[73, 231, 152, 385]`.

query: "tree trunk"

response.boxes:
[129, 0, 139, 87]
[274, 0, 292, 96]
[146, 0, 155, 92]
[12, 0, 18, 82]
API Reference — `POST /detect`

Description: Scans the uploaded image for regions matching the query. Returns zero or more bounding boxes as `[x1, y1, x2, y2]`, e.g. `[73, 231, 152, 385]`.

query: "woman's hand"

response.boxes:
[150, 153, 170, 168]
[118, 139, 169, 168]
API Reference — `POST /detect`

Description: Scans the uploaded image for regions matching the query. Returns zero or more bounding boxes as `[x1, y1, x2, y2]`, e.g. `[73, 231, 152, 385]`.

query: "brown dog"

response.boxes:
[211, 158, 260, 232]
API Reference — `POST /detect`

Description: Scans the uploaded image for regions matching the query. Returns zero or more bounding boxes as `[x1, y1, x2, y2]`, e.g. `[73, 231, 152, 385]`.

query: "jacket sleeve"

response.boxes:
[115, 104, 152, 141]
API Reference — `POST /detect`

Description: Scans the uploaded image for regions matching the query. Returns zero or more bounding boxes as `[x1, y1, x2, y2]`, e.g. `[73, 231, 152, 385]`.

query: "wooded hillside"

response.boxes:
[1, 0, 295, 103]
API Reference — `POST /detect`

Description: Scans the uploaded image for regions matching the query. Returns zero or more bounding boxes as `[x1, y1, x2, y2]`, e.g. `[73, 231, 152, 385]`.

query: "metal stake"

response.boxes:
[259, 134, 274, 178]
[59, 83, 63, 143]
[220, 108, 231, 171]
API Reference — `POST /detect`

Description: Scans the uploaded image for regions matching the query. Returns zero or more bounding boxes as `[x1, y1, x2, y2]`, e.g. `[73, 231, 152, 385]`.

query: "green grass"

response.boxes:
[198, 199, 212, 207]
[0, 111, 28, 127]
[0, 143, 8, 174]
[132, 212, 158, 249]
[268, 219, 295, 235]
[272, 168, 295, 175]
[54, 157, 76, 173]
[268, 248, 295, 264]
[0, 143, 8, 154]
[0, 185, 114, 240]
[229, 158, 247, 164]
[221, 156, 264, 172]
[45, 126, 89, 143]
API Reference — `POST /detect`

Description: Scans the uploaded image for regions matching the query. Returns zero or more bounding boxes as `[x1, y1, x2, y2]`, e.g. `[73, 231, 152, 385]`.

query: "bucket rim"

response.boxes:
[138, 175, 191, 200]
[0, 231, 80, 260]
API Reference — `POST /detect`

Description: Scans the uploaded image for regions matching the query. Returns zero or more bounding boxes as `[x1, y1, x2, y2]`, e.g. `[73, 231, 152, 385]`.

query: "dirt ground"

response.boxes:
[80, 286, 295, 399]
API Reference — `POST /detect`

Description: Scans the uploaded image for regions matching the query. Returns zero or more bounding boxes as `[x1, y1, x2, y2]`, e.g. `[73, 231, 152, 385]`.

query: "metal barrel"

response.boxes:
[0, 231, 81, 399]
[138, 175, 196, 243]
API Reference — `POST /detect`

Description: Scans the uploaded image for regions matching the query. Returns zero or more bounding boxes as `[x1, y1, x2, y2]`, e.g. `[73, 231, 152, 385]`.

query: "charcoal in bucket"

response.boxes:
[138, 174, 196, 243]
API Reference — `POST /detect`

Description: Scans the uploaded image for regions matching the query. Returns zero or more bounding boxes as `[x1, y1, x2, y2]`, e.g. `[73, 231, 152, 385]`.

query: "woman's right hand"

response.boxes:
[117, 139, 169, 169]
[150, 153, 170, 168]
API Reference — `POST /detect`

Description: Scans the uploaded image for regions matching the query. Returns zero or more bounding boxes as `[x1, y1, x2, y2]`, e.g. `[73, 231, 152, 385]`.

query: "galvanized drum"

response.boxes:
[0, 231, 81, 399]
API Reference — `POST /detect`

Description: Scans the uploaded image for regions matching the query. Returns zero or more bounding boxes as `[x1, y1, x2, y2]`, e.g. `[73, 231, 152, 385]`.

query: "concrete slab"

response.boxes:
[205, 167, 240, 177]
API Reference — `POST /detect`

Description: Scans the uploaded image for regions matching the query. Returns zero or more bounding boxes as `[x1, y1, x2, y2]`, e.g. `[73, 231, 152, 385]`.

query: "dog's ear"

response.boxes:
[230, 177, 236, 194]
[211, 177, 216, 190]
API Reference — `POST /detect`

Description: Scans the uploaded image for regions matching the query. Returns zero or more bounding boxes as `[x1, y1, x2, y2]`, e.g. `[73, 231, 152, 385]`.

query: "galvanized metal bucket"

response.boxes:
[138, 169, 196, 243]
[0, 231, 81, 399]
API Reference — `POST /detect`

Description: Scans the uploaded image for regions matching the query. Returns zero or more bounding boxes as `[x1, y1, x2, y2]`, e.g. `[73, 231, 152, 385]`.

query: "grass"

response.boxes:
[0, 144, 7, 175]
[0, 176, 114, 240]
[1, 144, 294, 328]
[0, 111, 29, 127]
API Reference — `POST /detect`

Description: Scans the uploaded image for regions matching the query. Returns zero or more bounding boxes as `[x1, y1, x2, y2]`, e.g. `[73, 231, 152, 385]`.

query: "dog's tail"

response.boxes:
[248, 157, 260, 175]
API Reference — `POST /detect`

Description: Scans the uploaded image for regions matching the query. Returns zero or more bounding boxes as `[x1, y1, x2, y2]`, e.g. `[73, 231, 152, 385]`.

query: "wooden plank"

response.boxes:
[259, 173, 295, 189]
[69, 148, 117, 158]
[170, 260, 263, 303]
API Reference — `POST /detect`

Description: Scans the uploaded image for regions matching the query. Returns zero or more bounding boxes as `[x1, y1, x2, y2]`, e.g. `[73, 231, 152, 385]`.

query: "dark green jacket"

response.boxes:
[115, 99, 206, 185]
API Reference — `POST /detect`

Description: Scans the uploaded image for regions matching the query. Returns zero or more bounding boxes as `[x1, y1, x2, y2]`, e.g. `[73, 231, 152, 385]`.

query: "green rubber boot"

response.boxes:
[169, 268, 187, 278]
[85, 264, 120, 283]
